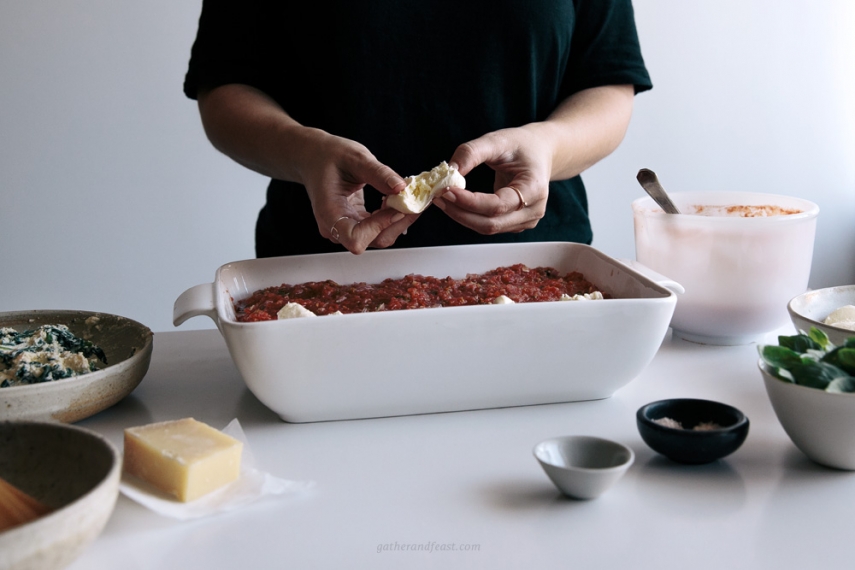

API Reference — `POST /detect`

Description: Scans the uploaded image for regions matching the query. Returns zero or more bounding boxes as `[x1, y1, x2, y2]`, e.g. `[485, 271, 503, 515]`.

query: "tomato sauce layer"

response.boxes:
[235, 264, 603, 322]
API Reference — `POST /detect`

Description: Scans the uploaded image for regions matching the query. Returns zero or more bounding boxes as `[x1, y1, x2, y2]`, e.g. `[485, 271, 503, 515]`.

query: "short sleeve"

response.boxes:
[563, 0, 652, 96]
[183, 0, 273, 100]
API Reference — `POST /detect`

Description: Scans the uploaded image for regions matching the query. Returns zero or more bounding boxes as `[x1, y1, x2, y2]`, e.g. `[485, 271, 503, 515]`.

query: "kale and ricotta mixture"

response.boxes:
[0, 325, 107, 388]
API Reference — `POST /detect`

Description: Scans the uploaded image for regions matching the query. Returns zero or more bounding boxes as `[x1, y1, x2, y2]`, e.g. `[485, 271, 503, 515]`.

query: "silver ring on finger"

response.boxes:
[329, 216, 352, 242]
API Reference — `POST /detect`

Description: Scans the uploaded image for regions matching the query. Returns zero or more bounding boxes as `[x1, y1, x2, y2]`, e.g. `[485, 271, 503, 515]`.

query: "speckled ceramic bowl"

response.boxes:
[788, 285, 855, 347]
[0, 421, 121, 570]
[0, 310, 153, 423]
[636, 399, 749, 464]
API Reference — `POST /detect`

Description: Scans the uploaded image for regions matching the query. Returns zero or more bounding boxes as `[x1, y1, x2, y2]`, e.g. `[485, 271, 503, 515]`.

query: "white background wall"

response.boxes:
[1, 0, 853, 333]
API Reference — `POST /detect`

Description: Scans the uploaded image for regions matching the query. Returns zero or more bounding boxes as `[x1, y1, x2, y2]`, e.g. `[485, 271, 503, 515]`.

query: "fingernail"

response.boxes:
[391, 212, 405, 223]
[442, 191, 456, 203]
[388, 176, 405, 190]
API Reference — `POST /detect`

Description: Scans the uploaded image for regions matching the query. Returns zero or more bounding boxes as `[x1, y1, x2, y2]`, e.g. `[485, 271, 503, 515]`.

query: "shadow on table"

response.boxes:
[631, 454, 748, 517]
[232, 388, 285, 426]
[478, 479, 600, 513]
[81, 394, 154, 436]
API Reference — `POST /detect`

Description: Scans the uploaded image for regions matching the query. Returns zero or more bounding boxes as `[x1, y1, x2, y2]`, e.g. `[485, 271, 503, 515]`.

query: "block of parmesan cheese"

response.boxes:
[123, 418, 243, 502]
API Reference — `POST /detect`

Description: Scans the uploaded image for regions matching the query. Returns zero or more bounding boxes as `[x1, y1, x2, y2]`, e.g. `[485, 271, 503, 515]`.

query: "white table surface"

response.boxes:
[67, 327, 855, 570]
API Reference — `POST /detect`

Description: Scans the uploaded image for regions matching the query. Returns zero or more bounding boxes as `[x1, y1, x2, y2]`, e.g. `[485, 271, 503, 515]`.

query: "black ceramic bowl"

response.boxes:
[636, 399, 750, 464]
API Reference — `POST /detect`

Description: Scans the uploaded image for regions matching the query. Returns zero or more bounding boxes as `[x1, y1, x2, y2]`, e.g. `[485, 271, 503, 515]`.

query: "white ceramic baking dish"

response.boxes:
[174, 242, 681, 422]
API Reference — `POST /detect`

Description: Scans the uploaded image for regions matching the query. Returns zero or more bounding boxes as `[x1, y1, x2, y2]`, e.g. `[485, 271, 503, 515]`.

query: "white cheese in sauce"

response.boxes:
[276, 303, 317, 319]
[560, 291, 604, 301]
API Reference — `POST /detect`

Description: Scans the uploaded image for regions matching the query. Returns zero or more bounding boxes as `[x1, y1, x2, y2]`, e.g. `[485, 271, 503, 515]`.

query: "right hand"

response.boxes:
[297, 131, 418, 254]
[197, 85, 418, 255]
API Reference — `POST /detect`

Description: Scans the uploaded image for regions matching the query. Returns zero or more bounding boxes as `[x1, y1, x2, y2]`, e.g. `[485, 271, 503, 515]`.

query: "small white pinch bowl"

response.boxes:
[788, 285, 855, 347]
[533, 435, 634, 500]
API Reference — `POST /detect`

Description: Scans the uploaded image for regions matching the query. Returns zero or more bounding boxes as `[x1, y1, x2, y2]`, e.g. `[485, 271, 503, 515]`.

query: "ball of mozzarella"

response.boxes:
[824, 305, 855, 332]
[386, 161, 466, 214]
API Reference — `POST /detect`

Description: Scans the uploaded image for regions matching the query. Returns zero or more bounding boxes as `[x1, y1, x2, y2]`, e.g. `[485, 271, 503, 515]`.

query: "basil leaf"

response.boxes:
[808, 327, 831, 350]
[760, 345, 805, 369]
[844, 338, 855, 349]
[778, 333, 821, 353]
[790, 361, 849, 390]
[821, 347, 855, 376]
[803, 349, 826, 362]
[827, 375, 855, 394]
[767, 366, 795, 383]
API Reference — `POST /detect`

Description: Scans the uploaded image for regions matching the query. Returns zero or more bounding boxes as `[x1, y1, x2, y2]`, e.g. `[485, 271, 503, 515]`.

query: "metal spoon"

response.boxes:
[636, 169, 681, 214]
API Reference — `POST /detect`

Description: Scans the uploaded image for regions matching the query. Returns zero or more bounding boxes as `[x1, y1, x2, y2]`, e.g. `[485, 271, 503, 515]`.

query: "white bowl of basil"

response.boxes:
[759, 327, 855, 470]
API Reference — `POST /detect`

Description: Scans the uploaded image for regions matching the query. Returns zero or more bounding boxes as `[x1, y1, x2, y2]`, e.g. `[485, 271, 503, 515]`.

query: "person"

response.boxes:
[184, 0, 651, 257]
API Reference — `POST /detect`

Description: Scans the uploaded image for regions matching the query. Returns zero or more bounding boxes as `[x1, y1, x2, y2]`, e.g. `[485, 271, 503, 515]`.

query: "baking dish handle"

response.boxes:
[173, 283, 218, 327]
[617, 259, 685, 295]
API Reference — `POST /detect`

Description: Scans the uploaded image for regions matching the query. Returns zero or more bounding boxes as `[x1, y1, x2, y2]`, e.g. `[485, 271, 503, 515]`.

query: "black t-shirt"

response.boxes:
[184, 0, 651, 257]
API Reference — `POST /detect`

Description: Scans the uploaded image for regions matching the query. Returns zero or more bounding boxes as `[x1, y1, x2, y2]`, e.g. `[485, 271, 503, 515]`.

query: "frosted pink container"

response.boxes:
[632, 191, 819, 345]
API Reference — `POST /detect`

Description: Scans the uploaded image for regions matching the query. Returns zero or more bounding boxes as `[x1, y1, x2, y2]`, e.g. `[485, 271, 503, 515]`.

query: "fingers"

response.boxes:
[448, 131, 509, 176]
[351, 158, 407, 197]
[507, 185, 528, 211]
[328, 215, 357, 244]
[369, 212, 419, 249]
[442, 125, 551, 235]
[434, 185, 542, 235]
[316, 131, 543, 249]
[328, 209, 411, 254]
[307, 138, 412, 253]
[436, 185, 531, 216]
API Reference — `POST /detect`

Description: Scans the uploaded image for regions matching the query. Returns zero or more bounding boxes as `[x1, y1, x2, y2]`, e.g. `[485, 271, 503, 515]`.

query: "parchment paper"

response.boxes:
[119, 418, 314, 520]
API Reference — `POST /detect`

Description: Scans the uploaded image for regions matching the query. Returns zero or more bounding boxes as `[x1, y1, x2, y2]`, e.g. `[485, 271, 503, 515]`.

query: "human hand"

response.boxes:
[298, 131, 418, 253]
[432, 124, 550, 235]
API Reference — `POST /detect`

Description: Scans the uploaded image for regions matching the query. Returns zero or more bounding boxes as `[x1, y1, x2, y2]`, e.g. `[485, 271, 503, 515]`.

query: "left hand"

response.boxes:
[432, 124, 550, 234]
[431, 85, 636, 235]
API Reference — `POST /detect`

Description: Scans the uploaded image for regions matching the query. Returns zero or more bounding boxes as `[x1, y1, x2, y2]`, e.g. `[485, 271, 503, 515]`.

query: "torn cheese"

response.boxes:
[560, 291, 604, 301]
[277, 302, 317, 319]
[386, 161, 466, 214]
[123, 418, 243, 502]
